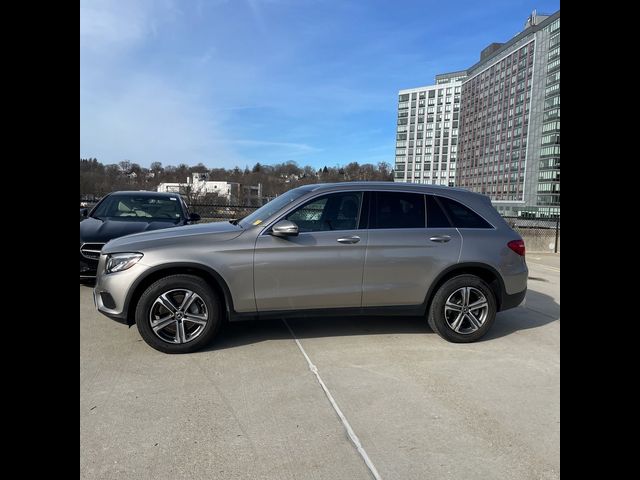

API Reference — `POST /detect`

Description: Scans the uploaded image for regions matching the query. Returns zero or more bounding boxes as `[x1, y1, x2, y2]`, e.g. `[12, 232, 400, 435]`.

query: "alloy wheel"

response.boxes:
[444, 286, 489, 335]
[149, 289, 209, 344]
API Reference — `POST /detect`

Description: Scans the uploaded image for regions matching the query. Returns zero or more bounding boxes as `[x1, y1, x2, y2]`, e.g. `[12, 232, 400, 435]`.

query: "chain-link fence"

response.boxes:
[502, 216, 560, 253]
[188, 204, 259, 222]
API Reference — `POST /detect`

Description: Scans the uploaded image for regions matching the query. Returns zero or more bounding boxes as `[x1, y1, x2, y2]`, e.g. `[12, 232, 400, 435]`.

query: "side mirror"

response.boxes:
[189, 212, 201, 223]
[80, 208, 88, 218]
[271, 219, 299, 237]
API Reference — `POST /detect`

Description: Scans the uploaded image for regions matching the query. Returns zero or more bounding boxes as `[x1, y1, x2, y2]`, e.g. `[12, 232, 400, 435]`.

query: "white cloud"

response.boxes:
[81, 75, 244, 167]
[231, 139, 318, 153]
[80, 0, 244, 168]
[80, 0, 151, 52]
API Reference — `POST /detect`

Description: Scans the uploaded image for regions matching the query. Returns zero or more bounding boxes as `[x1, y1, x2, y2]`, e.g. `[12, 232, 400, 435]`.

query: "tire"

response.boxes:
[135, 274, 222, 354]
[427, 274, 497, 343]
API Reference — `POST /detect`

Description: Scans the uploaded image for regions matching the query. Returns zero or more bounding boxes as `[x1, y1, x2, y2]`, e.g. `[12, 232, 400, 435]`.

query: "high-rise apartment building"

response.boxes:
[394, 71, 466, 186]
[538, 16, 560, 216]
[393, 10, 559, 218]
[457, 11, 559, 217]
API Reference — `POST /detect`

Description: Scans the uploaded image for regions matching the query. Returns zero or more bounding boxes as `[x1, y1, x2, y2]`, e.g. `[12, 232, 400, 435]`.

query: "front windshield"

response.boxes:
[239, 187, 310, 228]
[92, 195, 184, 222]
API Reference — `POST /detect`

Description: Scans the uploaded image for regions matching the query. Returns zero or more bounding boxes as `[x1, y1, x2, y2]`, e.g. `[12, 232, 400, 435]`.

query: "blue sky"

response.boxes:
[80, 0, 560, 170]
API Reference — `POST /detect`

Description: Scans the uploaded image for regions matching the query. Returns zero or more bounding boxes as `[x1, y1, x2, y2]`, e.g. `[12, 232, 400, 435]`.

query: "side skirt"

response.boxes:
[229, 304, 427, 322]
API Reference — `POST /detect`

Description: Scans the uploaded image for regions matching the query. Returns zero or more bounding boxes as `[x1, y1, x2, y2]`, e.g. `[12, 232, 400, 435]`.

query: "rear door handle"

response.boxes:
[429, 235, 451, 243]
[337, 236, 361, 244]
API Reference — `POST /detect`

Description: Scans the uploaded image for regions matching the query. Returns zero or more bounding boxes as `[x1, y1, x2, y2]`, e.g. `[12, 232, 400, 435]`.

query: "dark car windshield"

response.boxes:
[239, 187, 310, 228]
[92, 195, 184, 222]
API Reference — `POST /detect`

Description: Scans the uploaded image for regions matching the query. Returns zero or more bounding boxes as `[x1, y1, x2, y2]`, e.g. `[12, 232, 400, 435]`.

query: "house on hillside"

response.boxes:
[157, 173, 240, 202]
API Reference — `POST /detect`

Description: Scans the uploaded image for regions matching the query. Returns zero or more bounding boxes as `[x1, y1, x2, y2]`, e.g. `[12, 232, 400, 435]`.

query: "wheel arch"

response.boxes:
[124, 263, 235, 325]
[423, 262, 506, 313]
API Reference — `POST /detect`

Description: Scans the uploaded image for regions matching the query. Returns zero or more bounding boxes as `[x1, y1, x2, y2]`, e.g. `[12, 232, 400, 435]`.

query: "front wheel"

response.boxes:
[135, 274, 222, 353]
[427, 274, 497, 343]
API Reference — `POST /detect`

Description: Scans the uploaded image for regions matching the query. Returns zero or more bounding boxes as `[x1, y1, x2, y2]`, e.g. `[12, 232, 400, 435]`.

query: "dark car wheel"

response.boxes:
[135, 274, 222, 354]
[427, 274, 497, 343]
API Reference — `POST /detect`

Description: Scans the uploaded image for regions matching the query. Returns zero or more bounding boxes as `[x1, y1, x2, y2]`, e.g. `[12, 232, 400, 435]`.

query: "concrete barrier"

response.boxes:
[520, 232, 560, 253]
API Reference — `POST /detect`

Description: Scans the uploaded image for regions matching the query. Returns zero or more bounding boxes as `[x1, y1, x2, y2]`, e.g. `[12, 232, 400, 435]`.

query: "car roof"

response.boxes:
[299, 181, 474, 195]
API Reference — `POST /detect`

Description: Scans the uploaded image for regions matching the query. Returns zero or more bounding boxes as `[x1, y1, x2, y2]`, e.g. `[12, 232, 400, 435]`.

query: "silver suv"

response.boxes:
[93, 182, 527, 353]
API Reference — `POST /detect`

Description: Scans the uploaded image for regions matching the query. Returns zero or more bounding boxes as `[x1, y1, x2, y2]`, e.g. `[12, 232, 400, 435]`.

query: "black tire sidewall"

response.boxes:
[135, 274, 221, 354]
[428, 274, 497, 343]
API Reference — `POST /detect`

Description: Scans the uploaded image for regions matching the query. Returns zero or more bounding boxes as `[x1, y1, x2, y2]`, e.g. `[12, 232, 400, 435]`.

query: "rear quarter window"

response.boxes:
[437, 196, 493, 229]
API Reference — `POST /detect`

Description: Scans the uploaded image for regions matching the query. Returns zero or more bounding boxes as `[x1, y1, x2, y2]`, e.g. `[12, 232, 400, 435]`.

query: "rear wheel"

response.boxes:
[135, 274, 222, 353]
[428, 274, 497, 343]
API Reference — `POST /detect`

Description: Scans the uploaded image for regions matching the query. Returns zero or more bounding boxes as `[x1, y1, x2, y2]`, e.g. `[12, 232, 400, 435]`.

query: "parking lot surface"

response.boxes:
[81, 254, 559, 480]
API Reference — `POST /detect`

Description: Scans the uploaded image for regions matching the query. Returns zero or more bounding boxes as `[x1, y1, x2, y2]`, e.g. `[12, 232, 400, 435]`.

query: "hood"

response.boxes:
[80, 217, 182, 243]
[102, 220, 244, 254]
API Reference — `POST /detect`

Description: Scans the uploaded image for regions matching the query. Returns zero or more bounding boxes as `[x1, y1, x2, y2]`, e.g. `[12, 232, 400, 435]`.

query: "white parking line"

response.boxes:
[283, 319, 382, 480]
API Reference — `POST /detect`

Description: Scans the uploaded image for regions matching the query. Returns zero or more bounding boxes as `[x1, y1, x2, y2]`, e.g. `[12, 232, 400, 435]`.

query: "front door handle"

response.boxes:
[337, 236, 361, 244]
[429, 235, 451, 243]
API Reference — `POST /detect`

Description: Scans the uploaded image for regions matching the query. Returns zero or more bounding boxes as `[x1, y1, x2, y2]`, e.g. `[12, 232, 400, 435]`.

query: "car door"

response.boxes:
[253, 191, 367, 312]
[362, 191, 462, 307]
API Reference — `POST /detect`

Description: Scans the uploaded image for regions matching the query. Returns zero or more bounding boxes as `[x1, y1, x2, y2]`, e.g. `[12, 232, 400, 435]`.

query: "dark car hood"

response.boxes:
[102, 220, 244, 254]
[80, 217, 183, 243]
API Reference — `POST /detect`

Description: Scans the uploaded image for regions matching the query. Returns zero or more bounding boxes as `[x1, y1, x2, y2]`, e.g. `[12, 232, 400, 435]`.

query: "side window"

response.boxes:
[372, 191, 425, 229]
[437, 197, 493, 229]
[425, 195, 451, 228]
[286, 192, 362, 232]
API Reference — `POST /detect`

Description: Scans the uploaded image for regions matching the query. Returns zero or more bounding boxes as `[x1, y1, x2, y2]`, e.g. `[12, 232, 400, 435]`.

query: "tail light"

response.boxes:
[508, 239, 526, 256]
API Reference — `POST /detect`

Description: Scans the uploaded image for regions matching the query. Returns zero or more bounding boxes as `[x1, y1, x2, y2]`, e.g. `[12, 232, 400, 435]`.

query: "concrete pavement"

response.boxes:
[80, 256, 559, 480]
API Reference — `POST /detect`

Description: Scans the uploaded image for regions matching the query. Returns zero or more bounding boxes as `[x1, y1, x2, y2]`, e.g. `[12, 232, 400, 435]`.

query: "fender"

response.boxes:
[123, 262, 237, 324]
[422, 262, 507, 311]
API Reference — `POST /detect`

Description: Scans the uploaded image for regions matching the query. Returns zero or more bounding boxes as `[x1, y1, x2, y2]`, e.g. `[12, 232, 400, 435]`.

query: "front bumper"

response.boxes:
[80, 256, 98, 277]
[93, 254, 150, 325]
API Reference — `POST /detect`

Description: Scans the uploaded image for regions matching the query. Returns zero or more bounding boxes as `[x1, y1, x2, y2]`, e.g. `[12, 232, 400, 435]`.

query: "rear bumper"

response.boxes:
[497, 254, 528, 311]
[499, 287, 527, 311]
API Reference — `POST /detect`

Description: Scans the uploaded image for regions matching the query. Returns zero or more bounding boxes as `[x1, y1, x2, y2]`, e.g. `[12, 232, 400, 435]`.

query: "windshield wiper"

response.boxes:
[229, 219, 239, 226]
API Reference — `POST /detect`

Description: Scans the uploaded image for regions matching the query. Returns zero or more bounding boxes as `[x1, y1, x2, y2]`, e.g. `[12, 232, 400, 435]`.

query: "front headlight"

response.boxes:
[105, 253, 143, 274]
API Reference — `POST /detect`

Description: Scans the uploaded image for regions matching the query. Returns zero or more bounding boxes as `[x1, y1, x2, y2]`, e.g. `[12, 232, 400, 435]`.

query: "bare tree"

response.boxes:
[181, 181, 207, 205]
[81, 158, 395, 202]
[118, 160, 132, 173]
